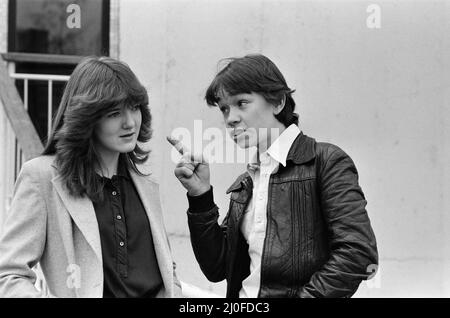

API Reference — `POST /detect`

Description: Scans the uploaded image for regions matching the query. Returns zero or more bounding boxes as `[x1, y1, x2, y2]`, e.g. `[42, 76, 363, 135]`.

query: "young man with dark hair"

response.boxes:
[168, 54, 378, 298]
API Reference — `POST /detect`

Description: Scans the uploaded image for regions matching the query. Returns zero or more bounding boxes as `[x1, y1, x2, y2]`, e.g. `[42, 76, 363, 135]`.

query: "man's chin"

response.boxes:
[234, 139, 255, 149]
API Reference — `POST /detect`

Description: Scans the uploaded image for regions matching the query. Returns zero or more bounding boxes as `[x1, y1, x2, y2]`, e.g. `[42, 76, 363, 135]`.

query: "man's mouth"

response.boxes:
[233, 128, 246, 138]
[232, 128, 246, 139]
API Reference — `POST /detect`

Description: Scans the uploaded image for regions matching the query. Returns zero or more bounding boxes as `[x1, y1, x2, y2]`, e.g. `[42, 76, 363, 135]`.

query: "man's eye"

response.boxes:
[237, 100, 248, 107]
[131, 104, 140, 111]
[220, 106, 229, 113]
[107, 111, 120, 118]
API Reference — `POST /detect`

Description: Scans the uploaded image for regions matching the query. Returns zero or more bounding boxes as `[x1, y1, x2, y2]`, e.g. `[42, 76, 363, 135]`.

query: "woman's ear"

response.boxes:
[273, 95, 286, 115]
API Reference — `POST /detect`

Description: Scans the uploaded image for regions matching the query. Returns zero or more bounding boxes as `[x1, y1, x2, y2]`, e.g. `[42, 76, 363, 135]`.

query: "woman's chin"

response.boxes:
[118, 144, 137, 153]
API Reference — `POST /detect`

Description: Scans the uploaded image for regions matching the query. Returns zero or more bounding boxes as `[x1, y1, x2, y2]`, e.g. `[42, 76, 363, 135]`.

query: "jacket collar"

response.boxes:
[225, 131, 316, 194]
[49, 166, 153, 255]
[226, 172, 252, 194]
[52, 163, 174, 296]
[51, 174, 103, 261]
[285, 131, 316, 165]
[128, 170, 175, 296]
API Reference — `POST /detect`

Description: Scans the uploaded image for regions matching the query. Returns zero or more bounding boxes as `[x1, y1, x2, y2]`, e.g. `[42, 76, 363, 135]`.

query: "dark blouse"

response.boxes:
[93, 159, 163, 298]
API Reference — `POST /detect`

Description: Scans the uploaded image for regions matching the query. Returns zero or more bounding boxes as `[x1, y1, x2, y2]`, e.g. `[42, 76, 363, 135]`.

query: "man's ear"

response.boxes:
[273, 95, 286, 115]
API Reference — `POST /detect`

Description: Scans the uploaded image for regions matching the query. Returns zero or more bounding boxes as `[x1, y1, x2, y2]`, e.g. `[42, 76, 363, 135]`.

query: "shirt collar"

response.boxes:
[246, 124, 301, 175]
[116, 155, 130, 180]
[96, 155, 131, 181]
[227, 131, 316, 194]
[266, 124, 301, 167]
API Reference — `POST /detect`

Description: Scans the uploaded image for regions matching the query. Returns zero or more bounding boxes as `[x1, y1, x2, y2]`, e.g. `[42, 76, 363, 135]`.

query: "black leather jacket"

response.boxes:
[187, 132, 378, 298]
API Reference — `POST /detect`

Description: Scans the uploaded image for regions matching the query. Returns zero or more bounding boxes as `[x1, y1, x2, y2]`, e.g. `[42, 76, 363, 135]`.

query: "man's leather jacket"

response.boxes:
[187, 132, 378, 297]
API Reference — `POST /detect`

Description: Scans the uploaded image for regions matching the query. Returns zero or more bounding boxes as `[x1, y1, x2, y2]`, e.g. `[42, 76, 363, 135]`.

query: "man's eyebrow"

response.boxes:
[234, 93, 251, 98]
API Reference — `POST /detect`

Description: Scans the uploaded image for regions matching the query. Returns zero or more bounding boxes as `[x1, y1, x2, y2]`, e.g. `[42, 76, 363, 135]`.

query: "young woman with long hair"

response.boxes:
[0, 56, 182, 298]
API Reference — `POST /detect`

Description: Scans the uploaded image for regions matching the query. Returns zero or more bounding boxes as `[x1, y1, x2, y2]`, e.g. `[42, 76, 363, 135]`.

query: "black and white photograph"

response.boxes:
[0, 0, 448, 305]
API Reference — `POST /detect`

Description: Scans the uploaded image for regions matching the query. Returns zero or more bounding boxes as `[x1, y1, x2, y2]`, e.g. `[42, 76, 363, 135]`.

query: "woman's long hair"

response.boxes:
[43, 56, 152, 201]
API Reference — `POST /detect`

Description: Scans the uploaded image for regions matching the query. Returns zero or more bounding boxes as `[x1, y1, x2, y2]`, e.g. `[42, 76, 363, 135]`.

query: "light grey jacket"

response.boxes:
[0, 155, 182, 298]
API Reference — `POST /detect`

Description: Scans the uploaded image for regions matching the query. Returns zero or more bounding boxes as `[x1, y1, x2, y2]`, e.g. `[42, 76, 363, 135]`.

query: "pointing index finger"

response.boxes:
[166, 136, 189, 155]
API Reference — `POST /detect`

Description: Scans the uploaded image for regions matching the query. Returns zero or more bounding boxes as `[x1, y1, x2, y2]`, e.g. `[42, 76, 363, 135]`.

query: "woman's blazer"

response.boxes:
[0, 155, 182, 297]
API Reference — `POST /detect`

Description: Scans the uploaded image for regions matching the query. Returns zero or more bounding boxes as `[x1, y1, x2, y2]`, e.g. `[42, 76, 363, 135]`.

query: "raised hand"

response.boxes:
[167, 136, 211, 196]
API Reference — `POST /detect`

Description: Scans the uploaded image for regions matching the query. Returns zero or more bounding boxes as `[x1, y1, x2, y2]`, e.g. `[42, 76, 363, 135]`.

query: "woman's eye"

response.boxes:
[220, 106, 229, 113]
[237, 100, 248, 107]
[131, 105, 140, 111]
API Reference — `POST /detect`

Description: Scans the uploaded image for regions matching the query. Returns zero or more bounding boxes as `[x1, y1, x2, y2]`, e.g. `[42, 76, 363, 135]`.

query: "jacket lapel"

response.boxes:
[51, 176, 102, 261]
[285, 132, 316, 165]
[130, 171, 173, 297]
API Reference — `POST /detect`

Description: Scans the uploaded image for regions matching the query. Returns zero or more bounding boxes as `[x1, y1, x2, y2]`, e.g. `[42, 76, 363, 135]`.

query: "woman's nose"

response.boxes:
[122, 109, 135, 128]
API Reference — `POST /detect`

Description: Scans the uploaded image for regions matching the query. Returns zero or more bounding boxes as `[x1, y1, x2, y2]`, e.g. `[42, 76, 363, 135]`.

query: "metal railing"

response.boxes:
[6, 61, 69, 184]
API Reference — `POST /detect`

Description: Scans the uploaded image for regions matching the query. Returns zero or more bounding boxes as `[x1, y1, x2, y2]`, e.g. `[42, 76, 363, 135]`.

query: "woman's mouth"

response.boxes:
[120, 133, 135, 138]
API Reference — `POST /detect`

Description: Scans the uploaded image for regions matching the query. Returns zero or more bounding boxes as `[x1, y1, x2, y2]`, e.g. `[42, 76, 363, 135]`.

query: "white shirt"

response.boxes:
[239, 124, 301, 298]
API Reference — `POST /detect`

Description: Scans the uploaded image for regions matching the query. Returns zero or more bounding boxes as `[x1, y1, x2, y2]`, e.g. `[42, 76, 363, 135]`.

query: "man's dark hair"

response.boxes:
[205, 54, 298, 127]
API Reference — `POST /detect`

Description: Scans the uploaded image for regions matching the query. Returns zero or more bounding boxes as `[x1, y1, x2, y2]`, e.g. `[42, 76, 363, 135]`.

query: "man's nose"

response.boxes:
[225, 107, 240, 127]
